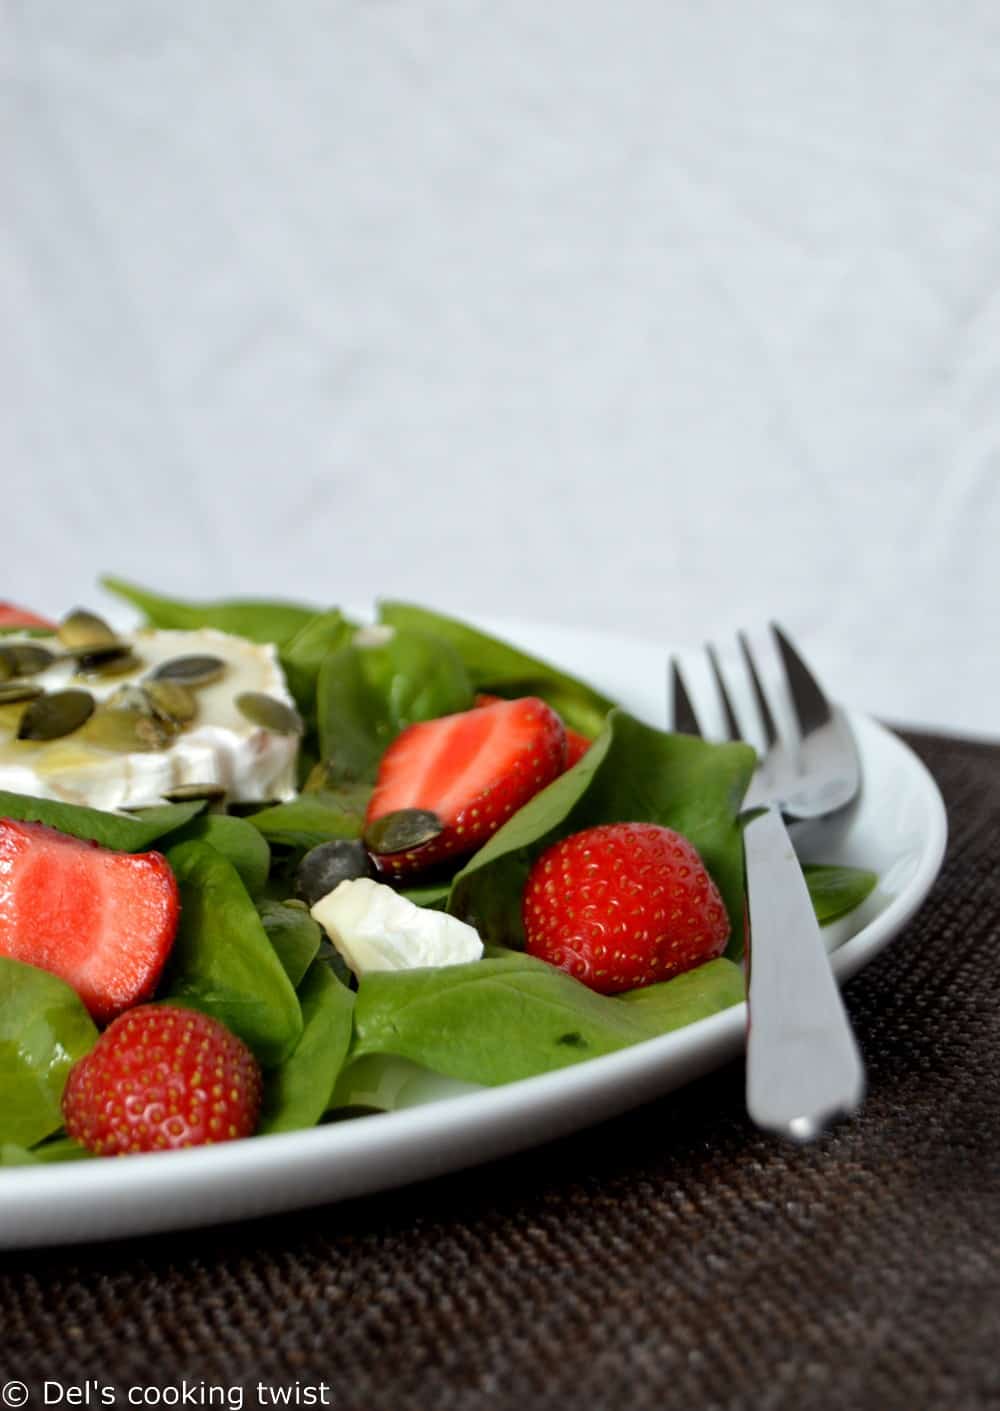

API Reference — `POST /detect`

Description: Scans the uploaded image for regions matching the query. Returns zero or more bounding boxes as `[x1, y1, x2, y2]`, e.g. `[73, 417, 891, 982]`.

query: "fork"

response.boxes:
[670, 625, 866, 1142]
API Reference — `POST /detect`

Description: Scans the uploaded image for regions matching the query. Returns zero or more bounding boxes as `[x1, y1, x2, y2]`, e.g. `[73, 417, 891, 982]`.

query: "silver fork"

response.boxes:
[670, 625, 865, 1142]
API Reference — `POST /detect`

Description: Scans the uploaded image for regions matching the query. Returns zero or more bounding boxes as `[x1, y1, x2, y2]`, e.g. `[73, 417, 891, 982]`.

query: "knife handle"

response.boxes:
[743, 804, 865, 1141]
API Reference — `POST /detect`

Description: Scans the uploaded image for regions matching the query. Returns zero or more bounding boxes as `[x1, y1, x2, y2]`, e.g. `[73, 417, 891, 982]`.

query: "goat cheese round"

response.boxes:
[311, 877, 484, 976]
[0, 628, 299, 810]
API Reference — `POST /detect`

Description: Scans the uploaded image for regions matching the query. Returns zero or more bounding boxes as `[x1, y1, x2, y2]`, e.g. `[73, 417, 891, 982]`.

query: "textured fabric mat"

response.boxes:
[2, 729, 998, 1411]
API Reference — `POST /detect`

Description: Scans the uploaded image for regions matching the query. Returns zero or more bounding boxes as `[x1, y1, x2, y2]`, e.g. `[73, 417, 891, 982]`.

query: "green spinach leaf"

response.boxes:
[164, 813, 271, 896]
[259, 962, 355, 1134]
[0, 791, 204, 851]
[257, 900, 322, 989]
[377, 601, 617, 736]
[279, 609, 354, 717]
[803, 864, 878, 926]
[0, 958, 98, 1148]
[316, 629, 473, 779]
[247, 791, 367, 852]
[1, 1135, 92, 1166]
[348, 950, 743, 1086]
[101, 577, 319, 647]
[162, 841, 302, 1067]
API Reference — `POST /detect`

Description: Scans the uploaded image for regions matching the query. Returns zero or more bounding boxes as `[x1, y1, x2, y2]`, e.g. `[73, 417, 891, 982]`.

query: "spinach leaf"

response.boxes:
[316, 629, 473, 779]
[247, 791, 367, 852]
[162, 841, 302, 1067]
[0, 958, 98, 1148]
[101, 577, 319, 648]
[1, 1135, 92, 1166]
[257, 900, 322, 989]
[449, 710, 755, 955]
[163, 813, 271, 896]
[0, 791, 204, 852]
[348, 950, 743, 1086]
[377, 601, 617, 736]
[803, 864, 878, 926]
[259, 962, 355, 1134]
[279, 609, 354, 717]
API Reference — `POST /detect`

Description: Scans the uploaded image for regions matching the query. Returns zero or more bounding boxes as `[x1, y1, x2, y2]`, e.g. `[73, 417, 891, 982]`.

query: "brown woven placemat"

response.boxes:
[2, 728, 998, 1411]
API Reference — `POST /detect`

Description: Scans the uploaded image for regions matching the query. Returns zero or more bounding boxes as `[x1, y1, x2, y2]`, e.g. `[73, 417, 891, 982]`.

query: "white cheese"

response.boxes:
[310, 877, 484, 977]
[0, 628, 299, 810]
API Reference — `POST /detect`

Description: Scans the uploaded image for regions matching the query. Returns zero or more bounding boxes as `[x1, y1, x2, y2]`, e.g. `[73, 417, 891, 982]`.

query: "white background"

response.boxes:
[3, 2, 997, 736]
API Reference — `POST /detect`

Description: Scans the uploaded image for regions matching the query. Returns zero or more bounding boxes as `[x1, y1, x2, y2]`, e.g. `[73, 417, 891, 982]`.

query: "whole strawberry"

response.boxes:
[62, 1006, 262, 1155]
[522, 822, 730, 995]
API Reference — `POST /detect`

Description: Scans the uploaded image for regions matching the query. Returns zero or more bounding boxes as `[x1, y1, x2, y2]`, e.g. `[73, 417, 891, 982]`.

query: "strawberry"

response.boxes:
[477, 693, 591, 770]
[564, 728, 591, 769]
[62, 1005, 262, 1155]
[0, 602, 57, 631]
[0, 818, 180, 1024]
[366, 696, 567, 876]
[522, 822, 730, 995]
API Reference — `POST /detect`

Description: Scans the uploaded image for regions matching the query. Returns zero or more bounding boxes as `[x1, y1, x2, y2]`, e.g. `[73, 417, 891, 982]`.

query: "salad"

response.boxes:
[0, 580, 876, 1164]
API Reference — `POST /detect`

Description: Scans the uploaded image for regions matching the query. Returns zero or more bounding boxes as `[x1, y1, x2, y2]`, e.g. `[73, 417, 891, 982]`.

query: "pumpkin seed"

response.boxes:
[235, 691, 304, 736]
[0, 681, 44, 706]
[144, 680, 197, 725]
[74, 646, 143, 679]
[17, 689, 95, 742]
[151, 655, 226, 688]
[362, 808, 445, 856]
[0, 656, 11, 684]
[104, 684, 154, 715]
[0, 642, 58, 677]
[58, 609, 119, 652]
[162, 782, 227, 804]
[83, 708, 174, 753]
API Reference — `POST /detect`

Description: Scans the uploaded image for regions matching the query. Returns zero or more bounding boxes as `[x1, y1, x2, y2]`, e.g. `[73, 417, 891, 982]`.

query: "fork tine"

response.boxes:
[771, 623, 832, 737]
[669, 660, 703, 736]
[738, 631, 778, 752]
[706, 644, 742, 742]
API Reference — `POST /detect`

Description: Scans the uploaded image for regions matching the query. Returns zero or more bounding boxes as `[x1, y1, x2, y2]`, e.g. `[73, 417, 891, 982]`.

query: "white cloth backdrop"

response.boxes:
[3, 2, 998, 735]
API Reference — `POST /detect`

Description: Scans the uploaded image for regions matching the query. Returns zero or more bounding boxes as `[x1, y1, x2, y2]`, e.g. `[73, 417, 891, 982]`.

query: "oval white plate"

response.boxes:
[0, 617, 947, 1249]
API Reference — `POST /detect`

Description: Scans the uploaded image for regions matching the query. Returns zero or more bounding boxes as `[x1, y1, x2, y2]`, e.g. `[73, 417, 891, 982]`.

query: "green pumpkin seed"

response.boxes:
[74, 646, 143, 679]
[235, 691, 304, 736]
[104, 684, 154, 715]
[58, 609, 119, 652]
[0, 642, 58, 677]
[17, 689, 95, 742]
[362, 808, 445, 855]
[162, 782, 227, 804]
[84, 708, 174, 753]
[150, 654, 226, 688]
[144, 680, 197, 724]
[0, 681, 44, 706]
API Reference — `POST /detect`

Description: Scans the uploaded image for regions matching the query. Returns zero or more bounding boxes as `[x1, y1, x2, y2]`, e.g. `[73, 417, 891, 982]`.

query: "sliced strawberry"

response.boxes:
[366, 696, 567, 876]
[478, 693, 591, 771]
[0, 819, 180, 1024]
[0, 602, 57, 631]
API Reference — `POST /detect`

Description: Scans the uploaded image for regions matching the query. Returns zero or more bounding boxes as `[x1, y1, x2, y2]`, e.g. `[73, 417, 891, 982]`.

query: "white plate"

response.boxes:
[0, 617, 947, 1249]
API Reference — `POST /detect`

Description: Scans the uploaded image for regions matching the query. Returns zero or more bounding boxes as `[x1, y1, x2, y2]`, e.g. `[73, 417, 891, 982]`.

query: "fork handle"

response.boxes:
[743, 805, 865, 1141]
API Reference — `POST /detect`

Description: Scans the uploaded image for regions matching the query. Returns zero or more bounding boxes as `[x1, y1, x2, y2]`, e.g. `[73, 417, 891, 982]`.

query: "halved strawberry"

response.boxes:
[0, 819, 180, 1023]
[477, 693, 592, 771]
[365, 697, 567, 876]
[0, 602, 57, 631]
